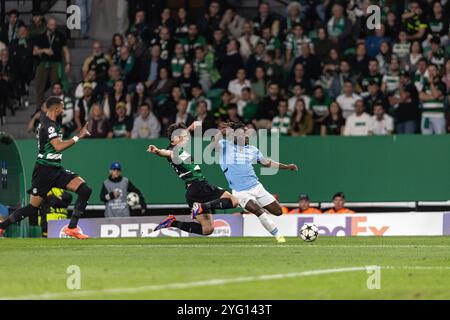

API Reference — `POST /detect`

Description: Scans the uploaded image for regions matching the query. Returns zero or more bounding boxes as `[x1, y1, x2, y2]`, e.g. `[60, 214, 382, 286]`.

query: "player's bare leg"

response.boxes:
[64, 176, 92, 239]
[195, 213, 215, 235]
[263, 201, 283, 216]
[191, 191, 239, 219]
[0, 195, 43, 237]
[153, 212, 214, 235]
[246, 200, 286, 243]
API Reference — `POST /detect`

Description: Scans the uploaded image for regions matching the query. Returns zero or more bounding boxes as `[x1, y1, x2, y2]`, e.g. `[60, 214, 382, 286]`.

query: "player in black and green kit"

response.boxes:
[147, 122, 239, 236]
[0, 97, 92, 239]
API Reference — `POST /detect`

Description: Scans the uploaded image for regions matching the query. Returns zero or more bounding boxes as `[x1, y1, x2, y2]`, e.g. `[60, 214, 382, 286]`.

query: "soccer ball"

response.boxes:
[299, 223, 319, 242]
[126, 192, 140, 207]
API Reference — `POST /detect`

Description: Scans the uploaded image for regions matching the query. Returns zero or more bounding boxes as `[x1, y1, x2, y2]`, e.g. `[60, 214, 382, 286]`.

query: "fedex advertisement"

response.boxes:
[243, 213, 444, 237]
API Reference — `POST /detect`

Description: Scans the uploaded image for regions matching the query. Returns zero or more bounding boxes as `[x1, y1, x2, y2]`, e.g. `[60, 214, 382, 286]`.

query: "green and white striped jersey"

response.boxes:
[167, 144, 205, 183]
[421, 79, 446, 118]
[36, 113, 63, 167]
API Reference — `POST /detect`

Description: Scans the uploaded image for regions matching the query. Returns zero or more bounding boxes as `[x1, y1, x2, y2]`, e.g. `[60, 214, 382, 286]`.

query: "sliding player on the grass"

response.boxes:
[192, 122, 298, 242]
[0, 97, 92, 239]
[147, 121, 239, 236]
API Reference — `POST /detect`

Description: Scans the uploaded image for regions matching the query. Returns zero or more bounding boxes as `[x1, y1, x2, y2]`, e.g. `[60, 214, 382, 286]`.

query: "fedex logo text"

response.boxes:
[298, 216, 389, 236]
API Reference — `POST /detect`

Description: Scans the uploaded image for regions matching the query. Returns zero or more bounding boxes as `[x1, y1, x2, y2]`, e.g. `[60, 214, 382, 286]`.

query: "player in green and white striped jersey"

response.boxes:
[0, 97, 92, 239]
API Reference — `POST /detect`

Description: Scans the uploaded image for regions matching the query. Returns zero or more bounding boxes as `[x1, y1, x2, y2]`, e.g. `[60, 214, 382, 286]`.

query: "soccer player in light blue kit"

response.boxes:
[192, 122, 298, 242]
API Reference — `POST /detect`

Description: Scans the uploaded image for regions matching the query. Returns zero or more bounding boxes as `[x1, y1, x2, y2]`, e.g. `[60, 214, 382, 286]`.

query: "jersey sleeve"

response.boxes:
[254, 147, 265, 163]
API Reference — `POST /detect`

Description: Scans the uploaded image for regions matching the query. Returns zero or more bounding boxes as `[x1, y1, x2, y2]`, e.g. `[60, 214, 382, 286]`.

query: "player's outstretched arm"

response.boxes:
[260, 158, 298, 171]
[50, 123, 90, 152]
[147, 145, 172, 158]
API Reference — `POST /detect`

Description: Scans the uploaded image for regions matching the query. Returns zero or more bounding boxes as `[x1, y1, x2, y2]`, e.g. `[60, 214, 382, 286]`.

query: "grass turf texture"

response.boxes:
[1, 237, 450, 300]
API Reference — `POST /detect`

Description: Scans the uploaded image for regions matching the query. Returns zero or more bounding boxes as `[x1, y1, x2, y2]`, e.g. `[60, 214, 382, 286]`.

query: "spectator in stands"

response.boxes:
[199, 1, 222, 42]
[228, 68, 251, 102]
[359, 59, 383, 98]
[0, 49, 15, 124]
[365, 24, 388, 58]
[194, 100, 215, 133]
[337, 80, 362, 119]
[237, 87, 257, 123]
[110, 33, 125, 65]
[314, 27, 332, 61]
[427, 36, 446, 70]
[108, 102, 133, 139]
[176, 62, 198, 100]
[127, 31, 149, 68]
[263, 50, 283, 85]
[150, 27, 174, 62]
[171, 98, 193, 126]
[250, 66, 267, 102]
[187, 84, 211, 115]
[344, 99, 370, 136]
[87, 103, 111, 139]
[284, 23, 312, 69]
[289, 98, 313, 136]
[193, 46, 220, 92]
[321, 101, 345, 136]
[405, 40, 423, 74]
[127, 9, 151, 46]
[286, 62, 311, 94]
[74, 82, 96, 132]
[75, 69, 98, 101]
[117, 45, 136, 86]
[252, 2, 278, 36]
[375, 41, 391, 75]
[28, 10, 46, 40]
[170, 43, 187, 79]
[293, 43, 321, 82]
[174, 7, 189, 40]
[419, 64, 447, 135]
[395, 71, 420, 134]
[1, 9, 24, 45]
[159, 86, 182, 131]
[74, 0, 93, 39]
[287, 194, 321, 214]
[363, 80, 385, 115]
[131, 103, 160, 139]
[368, 104, 394, 135]
[392, 31, 411, 67]
[271, 100, 290, 136]
[327, 4, 353, 52]
[103, 79, 130, 120]
[148, 66, 175, 102]
[260, 26, 281, 61]
[9, 25, 33, 109]
[324, 192, 355, 214]
[220, 7, 245, 39]
[218, 38, 243, 88]
[238, 21, 260, 62]
[309, 85, 332, 134]
[245, 41, 265, 79]
[288, 84, 310, 113]
[329, 60, 356, 100]
[224, 104, 243, 124]
[82, 41, 112, 86]
[180, 24, 206, 61]
[214, 90, 235, 120]
[280, 1, 302, 37]
[402, 1, 427, 41]
[33, 18, 70, 109]
[100, 162, 146, 217]
[254, 82, 281, 129]
[350, 43, 370, 79]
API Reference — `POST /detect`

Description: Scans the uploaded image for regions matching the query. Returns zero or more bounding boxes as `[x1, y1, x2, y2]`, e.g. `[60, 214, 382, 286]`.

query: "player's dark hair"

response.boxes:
[46, 96, 63, 109]
[167, 122, 187, 140]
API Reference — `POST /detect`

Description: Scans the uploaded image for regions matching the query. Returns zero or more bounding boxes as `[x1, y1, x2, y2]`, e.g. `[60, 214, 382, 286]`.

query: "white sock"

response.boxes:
[258, 213, 281, 238]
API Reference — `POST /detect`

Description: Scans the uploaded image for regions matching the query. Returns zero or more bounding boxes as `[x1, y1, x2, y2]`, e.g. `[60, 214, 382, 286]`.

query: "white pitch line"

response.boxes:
[0, 266, 369, 300]
[2, 265, 450, 300]
[9, 244, 450, 249]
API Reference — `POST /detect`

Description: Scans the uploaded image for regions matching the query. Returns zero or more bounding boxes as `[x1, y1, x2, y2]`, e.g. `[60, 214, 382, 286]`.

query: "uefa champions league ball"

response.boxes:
[299, 223, 319, 242]
[127, 192, 140, 207]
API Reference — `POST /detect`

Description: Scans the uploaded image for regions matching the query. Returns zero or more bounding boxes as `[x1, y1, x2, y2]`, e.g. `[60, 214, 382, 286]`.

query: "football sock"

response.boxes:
[0, 204, 39, 229]
[172, 221, 204, 235]
[201, 198, 234, 211]
[68, 184, 92, 229]
[258, 212, 281, 238]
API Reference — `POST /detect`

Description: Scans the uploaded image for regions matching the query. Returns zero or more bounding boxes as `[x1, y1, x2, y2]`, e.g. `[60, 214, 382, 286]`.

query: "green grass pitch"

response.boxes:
[1, 236, 450, 300]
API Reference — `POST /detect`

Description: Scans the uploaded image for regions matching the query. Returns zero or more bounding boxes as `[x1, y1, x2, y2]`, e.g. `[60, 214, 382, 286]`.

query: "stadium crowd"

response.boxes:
[0, 0, 449, 138]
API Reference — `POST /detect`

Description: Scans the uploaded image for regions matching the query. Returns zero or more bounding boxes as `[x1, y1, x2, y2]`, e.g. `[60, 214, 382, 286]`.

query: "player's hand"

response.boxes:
[78, 123, 91, 139]
[287, 164, 299, 171]
[147, 145, 159, 154]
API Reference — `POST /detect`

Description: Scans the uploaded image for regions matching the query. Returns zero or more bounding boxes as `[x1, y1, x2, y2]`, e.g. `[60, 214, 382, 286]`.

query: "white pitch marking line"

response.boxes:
[2, 265, 450, 300]
[0, 266, 368, 300]
[12, 244, 450, 249]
